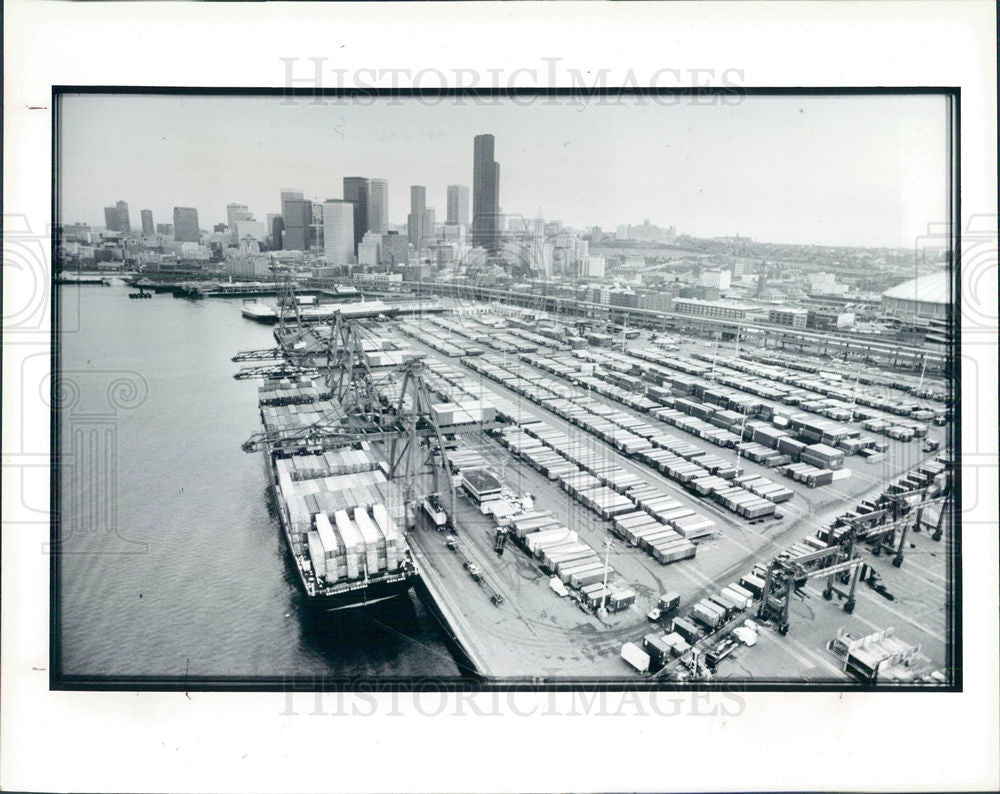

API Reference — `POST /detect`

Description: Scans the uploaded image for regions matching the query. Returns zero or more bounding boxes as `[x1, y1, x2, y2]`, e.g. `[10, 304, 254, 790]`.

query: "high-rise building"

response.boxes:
[140, 209, 154, 236]
[423, 208, 436, 245]
[172, 207, 201, 243]
[156, 223, 174, 236]
[266, 214, 283, 248]
[380, 231, 409, 267]
[358, 231, 382, 267]
[408, 185, 427, 247]
[343, 177, 369, 254]
[280, 189, 303, 218]
[279, 189, 304, 250]
[115, 201, 131, 233]
[282, 199, 312, 251]
[103, 200, 131, 233]
[446, 185, 470, 226]
[322, 199, 355, 265]
[366, 179, 389, 235]
[235, 220, 266, 243]
[226, 203, 253, 242]
[472, 134, 500, 252]
[310, 201, 324, 251]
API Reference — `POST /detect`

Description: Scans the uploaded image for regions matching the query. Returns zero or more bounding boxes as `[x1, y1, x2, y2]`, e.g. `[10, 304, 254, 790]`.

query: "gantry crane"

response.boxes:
[757, 545, 866, 635]
[237, 299, 494, 529]
[833, 486, 951, 568]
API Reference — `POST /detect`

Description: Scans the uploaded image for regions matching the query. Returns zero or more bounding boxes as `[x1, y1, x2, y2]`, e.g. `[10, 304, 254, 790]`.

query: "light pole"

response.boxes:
[598, 536, 612, 616]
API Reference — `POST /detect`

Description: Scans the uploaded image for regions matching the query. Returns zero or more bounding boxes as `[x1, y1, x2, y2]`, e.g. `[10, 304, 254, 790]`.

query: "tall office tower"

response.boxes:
[279, 189, 304, 249]
[423, 208, 436, 244]
[310, 201, 324, 251]
[172, 207, 201, 242]
[366, 179, 388, 234]
[380, 231, 410, 267]
[343, 177, 369, 254]
[269, 216, 284, 249]
[115, 200, 131, 233]
[446, 184, 470, 226]
[140, 209, 154, 236]
[407, 185, 427, 247]
[472, 134, 500, 252]
[322, 199, 355, 265]
[226, 203, 252, 241]
[280, 189, 303, 218]
[104, 201, 131, 232]
[358, 232, 382, 267]
[282, 199, 312, 250]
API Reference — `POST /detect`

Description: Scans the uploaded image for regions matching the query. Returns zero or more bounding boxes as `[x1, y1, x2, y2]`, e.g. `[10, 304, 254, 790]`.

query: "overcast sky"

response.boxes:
[59, 93, 950, 248]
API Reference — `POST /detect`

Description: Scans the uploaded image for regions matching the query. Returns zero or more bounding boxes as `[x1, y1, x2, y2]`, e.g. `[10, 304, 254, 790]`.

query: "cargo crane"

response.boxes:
[385, 356, 458, 523]
[240, 356, 463, 527]
[322, 311, 383, 420]
[834, 486, 951, 566]
[240, 301, 508, 531]
[757, 546, 865, 635]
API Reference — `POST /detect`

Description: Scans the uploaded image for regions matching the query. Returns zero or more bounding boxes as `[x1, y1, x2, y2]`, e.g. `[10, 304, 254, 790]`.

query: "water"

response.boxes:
[57, 285, 460, 681]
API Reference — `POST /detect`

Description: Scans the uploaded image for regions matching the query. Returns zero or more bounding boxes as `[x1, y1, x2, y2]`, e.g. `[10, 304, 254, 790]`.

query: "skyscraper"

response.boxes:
[366, 179, 388, 234]
[282, 199, 312, 250]
[380, 231, 409, 267]
[408, 185, 426, 247]
[280, 189, 303, 218]
[103, 200, 131, 233]
[472, 135, 500, 252]
[172, 207, 201, 242]
[140, 209, 154, 236]
[279, 189, 304, 250]
[323, 199, 355, 266]
[226, 203, 252, 241]
[115, 200, 131, 233]
[447, 185, 470, 226]
[343, 177, 369, 254]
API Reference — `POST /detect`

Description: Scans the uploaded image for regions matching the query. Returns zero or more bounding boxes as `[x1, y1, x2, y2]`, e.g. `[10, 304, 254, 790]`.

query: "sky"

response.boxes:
[58, 92, 951, 248]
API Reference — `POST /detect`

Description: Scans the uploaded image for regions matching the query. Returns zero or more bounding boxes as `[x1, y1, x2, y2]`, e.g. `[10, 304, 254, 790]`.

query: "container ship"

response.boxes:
[254, 372, 418, 611]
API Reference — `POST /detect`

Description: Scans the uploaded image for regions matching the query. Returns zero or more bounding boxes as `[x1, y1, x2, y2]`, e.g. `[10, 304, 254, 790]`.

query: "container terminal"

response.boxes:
[233, 285, 955, 684]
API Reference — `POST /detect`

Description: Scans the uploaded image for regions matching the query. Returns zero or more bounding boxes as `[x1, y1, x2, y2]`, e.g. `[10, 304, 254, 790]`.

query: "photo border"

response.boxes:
[49, 85, 963, 693]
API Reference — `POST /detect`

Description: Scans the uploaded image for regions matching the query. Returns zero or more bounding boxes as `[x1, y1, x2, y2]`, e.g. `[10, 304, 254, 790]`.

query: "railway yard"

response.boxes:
[244, 298, 956, 685]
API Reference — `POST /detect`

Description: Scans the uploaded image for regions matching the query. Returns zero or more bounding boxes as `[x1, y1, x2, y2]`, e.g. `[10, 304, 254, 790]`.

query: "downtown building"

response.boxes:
[472, 134, 500, 252]
[140, 209, 154, 236]
[172, 207, 201, 243]
[343, 177, 369, 254]
[226, 203, 253, 243]
[366, 178, 389, 234]
[104, 200, 131, 233]
[407, 185, 435, 250]
[322, 199, 355, 266]
[447, 184, 470, 227]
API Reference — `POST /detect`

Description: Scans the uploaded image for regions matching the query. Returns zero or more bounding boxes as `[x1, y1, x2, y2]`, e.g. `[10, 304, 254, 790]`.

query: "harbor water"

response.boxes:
[57, 284, 460, 680]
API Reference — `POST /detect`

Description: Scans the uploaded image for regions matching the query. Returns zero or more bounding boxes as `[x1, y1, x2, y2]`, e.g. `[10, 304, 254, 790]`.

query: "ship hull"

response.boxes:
[263, 448, 419, 613]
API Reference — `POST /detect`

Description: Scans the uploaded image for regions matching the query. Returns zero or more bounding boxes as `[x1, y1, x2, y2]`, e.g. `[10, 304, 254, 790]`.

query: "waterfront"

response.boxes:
[56, 285, 460, 680]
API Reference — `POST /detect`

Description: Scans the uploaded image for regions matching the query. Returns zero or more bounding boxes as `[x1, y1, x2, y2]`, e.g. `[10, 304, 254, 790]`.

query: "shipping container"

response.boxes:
[621, 642, 651, 673]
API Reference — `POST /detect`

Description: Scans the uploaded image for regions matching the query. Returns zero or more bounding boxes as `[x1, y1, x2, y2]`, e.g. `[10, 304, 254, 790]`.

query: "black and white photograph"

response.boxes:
[53, 90, 959, 687]
[2, 2, 997, 793]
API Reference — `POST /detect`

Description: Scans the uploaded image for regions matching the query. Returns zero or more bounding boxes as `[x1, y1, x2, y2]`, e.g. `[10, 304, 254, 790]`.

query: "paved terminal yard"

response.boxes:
[381, 314, 953, 683]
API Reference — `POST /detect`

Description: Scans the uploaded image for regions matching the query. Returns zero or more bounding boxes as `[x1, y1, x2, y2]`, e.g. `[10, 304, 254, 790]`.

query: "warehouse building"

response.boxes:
[768, 307, 809, 329]
[881, 271, 951, 320]
[672, 298, 756, 321]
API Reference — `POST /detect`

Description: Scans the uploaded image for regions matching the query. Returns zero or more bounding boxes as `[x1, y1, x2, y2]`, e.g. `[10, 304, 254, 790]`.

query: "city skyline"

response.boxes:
[60, 94, 949, 248]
